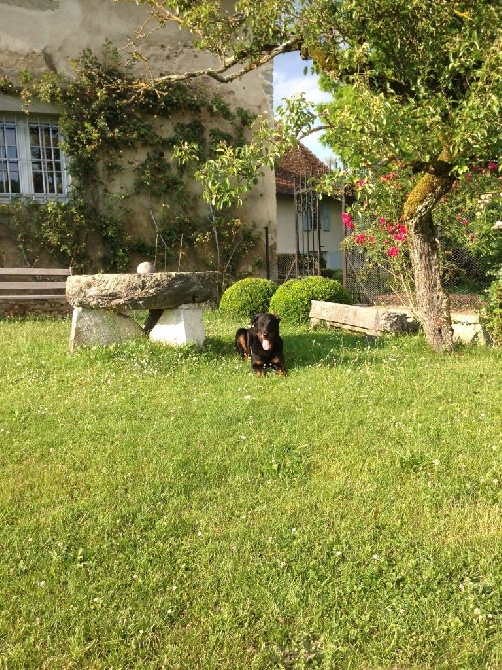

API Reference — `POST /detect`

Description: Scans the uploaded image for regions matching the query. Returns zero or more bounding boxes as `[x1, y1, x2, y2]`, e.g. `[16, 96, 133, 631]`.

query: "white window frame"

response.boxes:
[0, 114, 69, 203]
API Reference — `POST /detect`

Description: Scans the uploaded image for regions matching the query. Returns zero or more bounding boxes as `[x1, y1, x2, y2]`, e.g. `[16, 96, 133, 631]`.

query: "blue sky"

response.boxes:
[273, 51, 333, 163]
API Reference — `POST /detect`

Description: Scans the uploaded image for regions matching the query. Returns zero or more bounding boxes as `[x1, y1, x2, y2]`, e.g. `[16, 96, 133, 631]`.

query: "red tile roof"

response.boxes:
[275, 143, 330, 195]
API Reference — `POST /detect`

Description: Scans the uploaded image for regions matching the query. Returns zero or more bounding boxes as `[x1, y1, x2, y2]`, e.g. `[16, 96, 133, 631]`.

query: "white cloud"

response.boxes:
[273, 52, 331, 109]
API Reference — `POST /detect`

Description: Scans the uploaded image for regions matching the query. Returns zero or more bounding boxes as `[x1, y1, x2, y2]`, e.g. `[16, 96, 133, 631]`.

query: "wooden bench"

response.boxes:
[0, 267, 72, 302]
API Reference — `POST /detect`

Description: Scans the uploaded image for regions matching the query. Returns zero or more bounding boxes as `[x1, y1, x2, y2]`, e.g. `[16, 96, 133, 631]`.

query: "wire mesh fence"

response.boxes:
[277, 252, 323, 282]
[344, 209, 490, 305]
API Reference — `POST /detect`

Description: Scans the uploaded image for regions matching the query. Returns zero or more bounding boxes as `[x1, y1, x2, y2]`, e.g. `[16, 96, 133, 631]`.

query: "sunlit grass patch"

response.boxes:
[0, 310, 501, 669]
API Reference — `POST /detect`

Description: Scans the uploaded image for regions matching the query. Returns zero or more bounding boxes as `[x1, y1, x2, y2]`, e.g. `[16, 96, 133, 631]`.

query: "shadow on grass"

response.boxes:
[204, 324, 422, 372]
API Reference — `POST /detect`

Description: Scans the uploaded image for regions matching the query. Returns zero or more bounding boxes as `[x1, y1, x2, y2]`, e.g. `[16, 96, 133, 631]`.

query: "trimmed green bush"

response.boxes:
[270, 276, 353, 324]
[219, 277, 278, 320]
[321, 268, 344, 283]
[483, 270, 502, 346]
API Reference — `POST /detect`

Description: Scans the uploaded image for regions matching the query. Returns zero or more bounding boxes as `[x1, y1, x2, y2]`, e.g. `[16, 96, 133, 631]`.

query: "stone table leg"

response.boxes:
[149, 304, 205, 347]
[70, 307, 145, 352]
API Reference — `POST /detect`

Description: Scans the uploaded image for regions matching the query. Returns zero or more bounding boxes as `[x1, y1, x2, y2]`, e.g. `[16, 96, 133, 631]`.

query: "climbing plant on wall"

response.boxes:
[1, 42, 260, 276]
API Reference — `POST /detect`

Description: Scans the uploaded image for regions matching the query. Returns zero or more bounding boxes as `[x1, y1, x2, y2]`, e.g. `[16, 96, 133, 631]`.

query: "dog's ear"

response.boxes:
[251, 314, 260, 325]
[271, 312, 280, 323]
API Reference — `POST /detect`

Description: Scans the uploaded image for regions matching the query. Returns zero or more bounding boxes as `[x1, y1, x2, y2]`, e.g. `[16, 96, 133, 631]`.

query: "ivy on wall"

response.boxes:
[0, 42, 260, 277]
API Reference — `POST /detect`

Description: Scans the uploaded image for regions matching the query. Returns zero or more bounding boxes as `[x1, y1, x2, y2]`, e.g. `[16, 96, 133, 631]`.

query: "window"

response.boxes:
[299, 201, 331, 231]
[0, 115, 68, 201]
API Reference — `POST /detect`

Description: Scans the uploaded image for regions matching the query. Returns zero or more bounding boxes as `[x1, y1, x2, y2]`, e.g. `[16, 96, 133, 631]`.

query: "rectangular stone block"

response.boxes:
[149, 304, 205, 347]
[309, 300, 417, 335]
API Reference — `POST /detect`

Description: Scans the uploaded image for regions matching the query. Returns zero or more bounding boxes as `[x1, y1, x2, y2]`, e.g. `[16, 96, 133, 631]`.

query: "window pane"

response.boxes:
[33, 171, 44, 193]
[30, 126, 41, 146]
[5, 126, 16, 145]
[7, 146, 18, 159]
[10, 172, 20, 193]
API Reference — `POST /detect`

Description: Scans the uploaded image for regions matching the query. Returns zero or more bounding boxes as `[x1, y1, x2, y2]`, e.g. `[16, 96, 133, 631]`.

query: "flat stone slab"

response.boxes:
[309, 300, 418, 336]
[310, 301, 487, 344]
[66, 271, 219, 310]
[451, 311, 487, 344]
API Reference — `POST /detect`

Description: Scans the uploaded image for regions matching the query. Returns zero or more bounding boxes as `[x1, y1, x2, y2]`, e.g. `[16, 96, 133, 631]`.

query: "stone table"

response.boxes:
[66, 271, 219, 351]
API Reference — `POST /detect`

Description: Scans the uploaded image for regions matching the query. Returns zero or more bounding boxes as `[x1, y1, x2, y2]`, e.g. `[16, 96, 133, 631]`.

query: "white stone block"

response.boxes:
[149, 304, 205, 347]
[451, 312, 487, 344]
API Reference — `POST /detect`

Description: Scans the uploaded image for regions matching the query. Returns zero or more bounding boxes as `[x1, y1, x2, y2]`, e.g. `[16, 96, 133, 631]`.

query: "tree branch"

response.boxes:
[129, 37, 301, 88]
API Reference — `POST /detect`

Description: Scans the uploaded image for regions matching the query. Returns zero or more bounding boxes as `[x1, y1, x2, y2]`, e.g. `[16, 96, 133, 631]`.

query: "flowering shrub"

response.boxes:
[343, 161, 502, 298]
[437, 165, 502, 286]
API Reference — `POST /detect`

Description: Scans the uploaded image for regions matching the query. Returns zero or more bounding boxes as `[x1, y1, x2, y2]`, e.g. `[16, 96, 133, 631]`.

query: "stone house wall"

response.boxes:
[0, 0, 277, 276]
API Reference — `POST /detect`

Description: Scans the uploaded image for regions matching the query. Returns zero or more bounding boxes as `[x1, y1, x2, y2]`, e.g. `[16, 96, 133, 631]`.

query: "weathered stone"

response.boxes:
[149, 304, 205, 348]
[451, 311, 487, 344]
[137, 261, 155, 274]
[66, 272, 219, 310]
[310, 301, 486, 344]
[309, 300, 418, 336]
[70, 307, 144, 351]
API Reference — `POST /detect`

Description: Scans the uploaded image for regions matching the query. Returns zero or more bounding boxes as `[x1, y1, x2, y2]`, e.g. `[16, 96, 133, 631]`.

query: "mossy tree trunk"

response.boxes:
[403, 158, 454, 352]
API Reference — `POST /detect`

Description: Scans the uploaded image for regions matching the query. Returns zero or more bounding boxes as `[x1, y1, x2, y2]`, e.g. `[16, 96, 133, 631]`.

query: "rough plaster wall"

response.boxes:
[0, 0, 277, 274]
[276, 194, 344, 267]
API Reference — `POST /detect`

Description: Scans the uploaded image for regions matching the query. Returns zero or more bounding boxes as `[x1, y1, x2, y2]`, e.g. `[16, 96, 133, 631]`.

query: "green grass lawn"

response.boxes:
[1, 311, 501, 669]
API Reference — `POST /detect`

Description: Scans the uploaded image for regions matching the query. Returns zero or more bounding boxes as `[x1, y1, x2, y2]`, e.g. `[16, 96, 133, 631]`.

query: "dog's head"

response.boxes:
[252, 313, 280, 351]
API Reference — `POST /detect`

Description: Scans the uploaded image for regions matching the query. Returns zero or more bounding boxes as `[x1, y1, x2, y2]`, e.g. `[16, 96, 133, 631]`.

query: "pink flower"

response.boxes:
[387, 246, 399, 257]
[393, 232, 406, 241]
[487, 162, 498, 172]
[355, 234, 366, 244]
[380, 171, 399, 182]
[342, 213, 354, 229]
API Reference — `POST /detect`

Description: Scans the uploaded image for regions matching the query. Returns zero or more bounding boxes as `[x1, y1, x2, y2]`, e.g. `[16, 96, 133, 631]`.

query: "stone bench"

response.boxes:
[309, 300, 488, 344]
[66, 270, 219, 351]
[309, 300, 419, 336]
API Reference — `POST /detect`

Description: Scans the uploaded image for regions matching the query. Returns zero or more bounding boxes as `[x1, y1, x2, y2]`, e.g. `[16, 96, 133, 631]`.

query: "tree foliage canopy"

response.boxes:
[312, 0, 502, 174]
[130, 1, 501, 185]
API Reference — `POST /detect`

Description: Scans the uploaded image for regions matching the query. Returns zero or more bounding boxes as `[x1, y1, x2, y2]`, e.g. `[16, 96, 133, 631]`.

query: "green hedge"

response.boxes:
[483, 270, 502, 346]
[270, 276, 352, 324]
[219, 277, 278, 320]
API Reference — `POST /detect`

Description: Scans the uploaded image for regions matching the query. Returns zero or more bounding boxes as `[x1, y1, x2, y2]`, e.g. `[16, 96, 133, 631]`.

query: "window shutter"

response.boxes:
[321, 203, 331, 231]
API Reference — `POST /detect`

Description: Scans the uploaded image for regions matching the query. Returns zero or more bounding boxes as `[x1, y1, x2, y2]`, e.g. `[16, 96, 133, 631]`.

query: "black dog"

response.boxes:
[235, 313, 286, 376]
